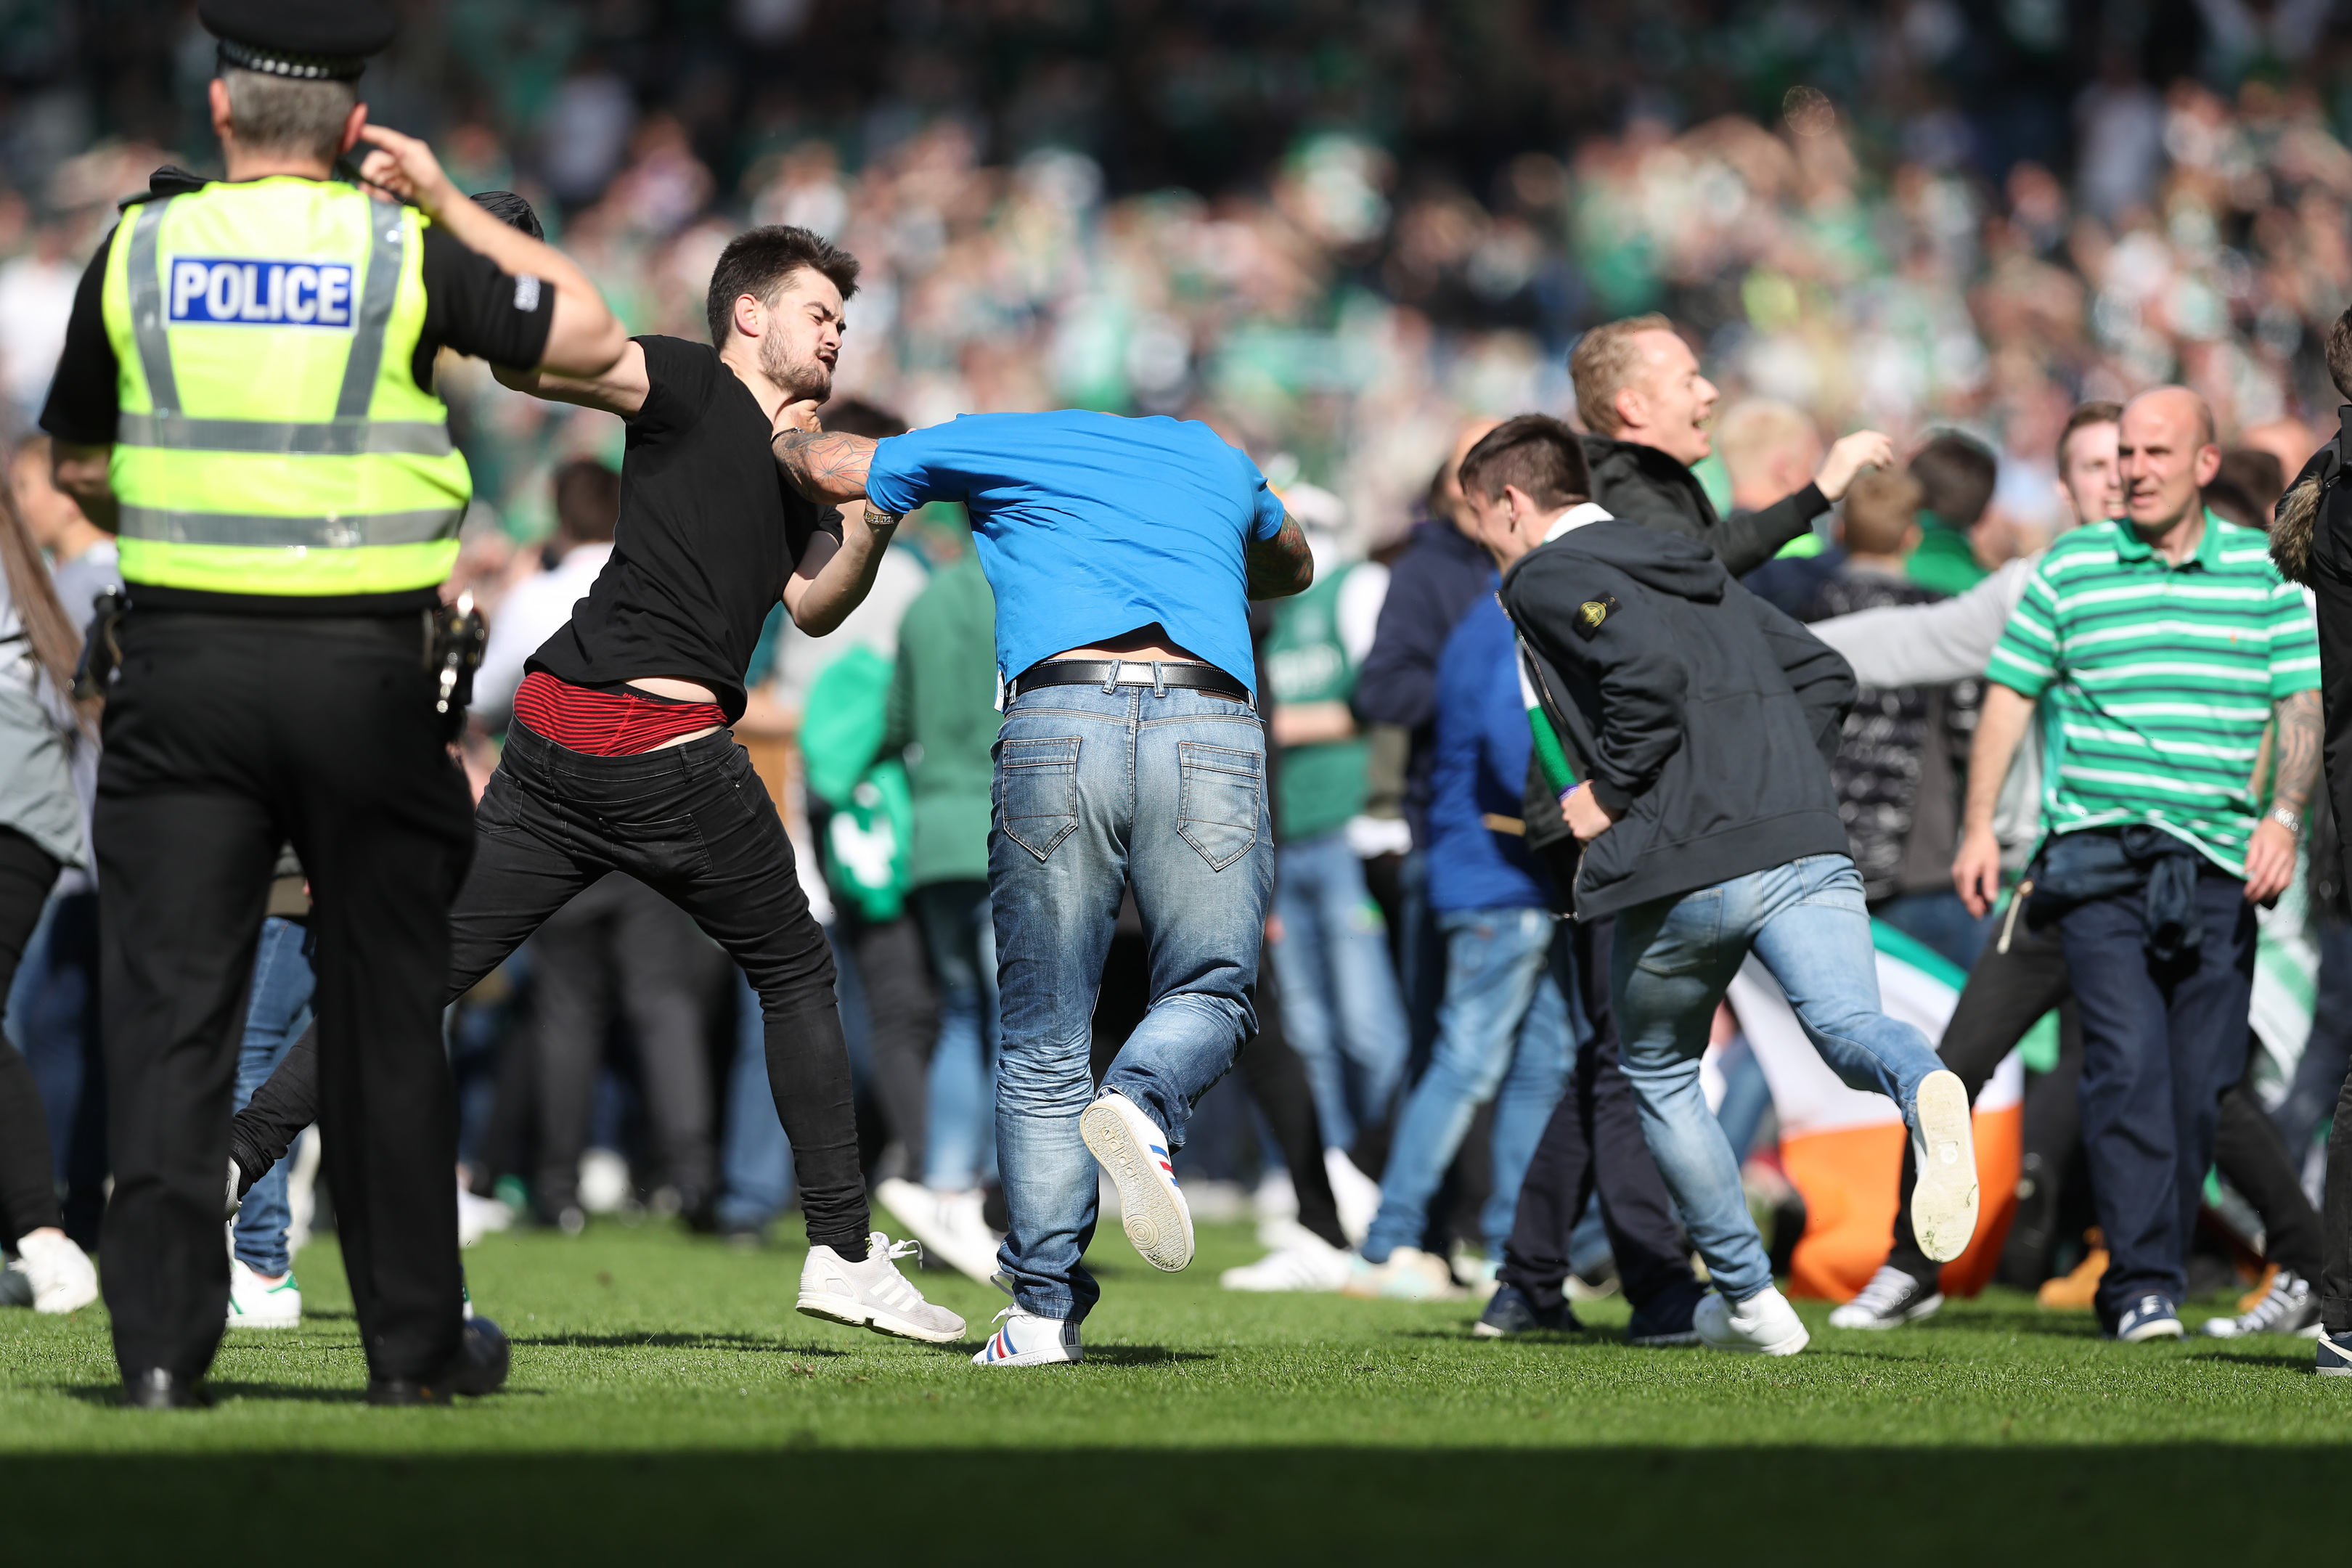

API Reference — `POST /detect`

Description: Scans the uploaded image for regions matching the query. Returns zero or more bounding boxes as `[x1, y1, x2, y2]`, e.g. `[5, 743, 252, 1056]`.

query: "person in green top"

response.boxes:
[1905, 431, 1998, 597]
[874, 544, 1005, 1282]
[1956, 385, 2322, 1342]
[1262, 542, 1408, 1153]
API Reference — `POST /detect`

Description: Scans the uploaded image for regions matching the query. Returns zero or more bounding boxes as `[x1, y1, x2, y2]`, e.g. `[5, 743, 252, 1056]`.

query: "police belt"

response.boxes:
[1007, 658, 1252, 708]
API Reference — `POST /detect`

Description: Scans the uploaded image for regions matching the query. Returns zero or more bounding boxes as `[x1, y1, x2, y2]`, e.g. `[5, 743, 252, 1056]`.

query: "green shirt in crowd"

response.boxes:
[1905, 513, 1988, 597]
[885, 550, 1002, 887]
[1263, 563, 1371, 843]
[1985, 512, 2321, 876]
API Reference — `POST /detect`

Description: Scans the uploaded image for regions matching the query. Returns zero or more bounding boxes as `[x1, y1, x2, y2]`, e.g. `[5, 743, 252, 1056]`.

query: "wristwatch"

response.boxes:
[2269, 804, 2303, 836]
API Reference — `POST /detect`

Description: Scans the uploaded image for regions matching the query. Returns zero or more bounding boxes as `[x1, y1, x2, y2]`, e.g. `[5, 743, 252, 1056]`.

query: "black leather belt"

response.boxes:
[1008, 658, 1253, 707]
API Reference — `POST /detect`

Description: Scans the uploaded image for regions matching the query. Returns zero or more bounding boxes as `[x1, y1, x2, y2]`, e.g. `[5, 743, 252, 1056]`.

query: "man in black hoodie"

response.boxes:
[1570, 315, 1893, 576]
[1470, 415, 1977, 1357]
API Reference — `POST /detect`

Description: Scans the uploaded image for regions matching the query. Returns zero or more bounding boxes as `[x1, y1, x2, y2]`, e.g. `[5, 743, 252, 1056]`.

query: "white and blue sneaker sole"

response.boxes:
[1081, 1092, 1194, 1272]
[1908, 1070, 1979, 1264]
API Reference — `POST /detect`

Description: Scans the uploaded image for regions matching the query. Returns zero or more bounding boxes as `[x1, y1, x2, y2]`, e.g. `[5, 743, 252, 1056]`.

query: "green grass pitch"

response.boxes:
[3, 1218, 2340, 1561]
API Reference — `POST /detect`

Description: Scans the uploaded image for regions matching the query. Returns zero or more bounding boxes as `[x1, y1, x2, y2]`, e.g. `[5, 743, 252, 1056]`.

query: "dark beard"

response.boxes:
[760, 332, 832, 403]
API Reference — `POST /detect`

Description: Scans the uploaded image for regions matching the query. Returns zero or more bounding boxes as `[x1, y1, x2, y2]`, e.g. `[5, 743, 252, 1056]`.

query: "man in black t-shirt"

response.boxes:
[225, 223, 963, 1347]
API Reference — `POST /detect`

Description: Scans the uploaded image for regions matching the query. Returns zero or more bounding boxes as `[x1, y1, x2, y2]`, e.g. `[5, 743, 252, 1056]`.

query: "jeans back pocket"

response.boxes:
[1177, 740, 1261, 871]
[998, 735, 1081, 860]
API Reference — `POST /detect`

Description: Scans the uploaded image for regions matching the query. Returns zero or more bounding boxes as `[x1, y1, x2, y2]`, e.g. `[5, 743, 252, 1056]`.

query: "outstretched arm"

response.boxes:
[1248, 514, 1314, 600]
[783, 503, 903, 636]
[772, 426, 879, 507]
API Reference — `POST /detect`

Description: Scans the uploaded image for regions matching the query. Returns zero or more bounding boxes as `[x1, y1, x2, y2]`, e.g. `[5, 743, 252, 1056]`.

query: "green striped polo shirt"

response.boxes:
[1985, 513, 2319, 875]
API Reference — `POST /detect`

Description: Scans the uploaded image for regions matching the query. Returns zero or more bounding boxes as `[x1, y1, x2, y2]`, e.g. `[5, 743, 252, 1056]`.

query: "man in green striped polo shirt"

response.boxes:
[1956, 385, 2322, 1342]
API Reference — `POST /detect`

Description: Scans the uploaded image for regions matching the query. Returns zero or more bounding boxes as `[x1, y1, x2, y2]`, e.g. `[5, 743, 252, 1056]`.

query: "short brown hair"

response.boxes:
[1571, 314, 1675, 435]
[2057, 400, 2122, 466]
[1909, 431, 1998, 529]
[1839, 468, 1924, 557]
[552, 458, 620, 544]
[2328, 306, 2352, 400]
[705, 225, 860, 346]
[1458, 415, 1591, 511]
[221, 66, 356, 164]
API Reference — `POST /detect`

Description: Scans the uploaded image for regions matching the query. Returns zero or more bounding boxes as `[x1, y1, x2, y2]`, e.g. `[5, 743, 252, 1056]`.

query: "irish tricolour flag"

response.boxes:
[1725, 923, 2025, 1302]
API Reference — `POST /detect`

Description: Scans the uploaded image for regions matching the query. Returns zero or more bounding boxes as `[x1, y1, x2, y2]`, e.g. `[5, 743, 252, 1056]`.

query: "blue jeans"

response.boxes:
[1612, 854, 1944, 1302]
[716, 967, 793, 1234]
[1362, 907, 1570, 1263]
[915, 880, 997, 1191]
[1270, 829, 1408, 1150]
[991, 681, 1272, 1322]
[232, 917, 317, 1276]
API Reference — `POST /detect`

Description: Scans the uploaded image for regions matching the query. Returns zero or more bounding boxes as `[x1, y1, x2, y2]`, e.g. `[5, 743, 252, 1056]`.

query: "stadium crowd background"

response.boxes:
[1, 0, 2348, 1300]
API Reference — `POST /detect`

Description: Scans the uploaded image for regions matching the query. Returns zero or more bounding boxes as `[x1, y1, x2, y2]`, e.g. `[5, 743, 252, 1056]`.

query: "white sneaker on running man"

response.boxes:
[1826, 1264, 1943, 1331]
[1080, 1091, 1193, 1272]
[797, 1233, 967, 1344]
[1908, 1069, 1979, 1264]
[1694, 1285, 1810, 1355]
[1220, 1224, 1350, 1293]
[876, 1177, 1003, 1285]
[971, 1306, 1082, 1368]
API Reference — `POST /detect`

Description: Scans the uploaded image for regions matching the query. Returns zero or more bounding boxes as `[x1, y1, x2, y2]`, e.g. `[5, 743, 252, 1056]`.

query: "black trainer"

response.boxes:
[1627, 1275, 1707, 1347]
[121, 1368, 211, 1409]
[1472, 1284, 1581, 1339]
[365, 1316, 512, 1406]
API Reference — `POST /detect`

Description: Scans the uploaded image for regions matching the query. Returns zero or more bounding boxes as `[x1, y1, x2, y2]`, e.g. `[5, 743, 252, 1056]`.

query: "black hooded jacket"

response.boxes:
[1502, 518, 1856, 919]
[1580, 433, 1830, 578]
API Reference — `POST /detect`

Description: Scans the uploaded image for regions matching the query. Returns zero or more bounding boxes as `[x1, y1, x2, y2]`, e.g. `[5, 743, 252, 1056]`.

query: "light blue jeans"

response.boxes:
[914, 880, 998, 1191]
[991, 680, 1272, 1322]
[232, 917, 316, 1277]
[1611, 854, 1944, 1302]
[1362, 906, 1570, 1264]
[1270, 829, 1408, 1150]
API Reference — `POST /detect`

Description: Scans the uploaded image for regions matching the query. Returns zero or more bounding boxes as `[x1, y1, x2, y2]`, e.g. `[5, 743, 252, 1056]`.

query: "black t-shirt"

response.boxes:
[526, 335, 836, 722]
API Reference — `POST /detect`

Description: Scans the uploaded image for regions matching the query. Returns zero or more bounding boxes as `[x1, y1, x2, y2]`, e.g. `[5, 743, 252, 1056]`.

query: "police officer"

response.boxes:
[38, 0, 626, 1407]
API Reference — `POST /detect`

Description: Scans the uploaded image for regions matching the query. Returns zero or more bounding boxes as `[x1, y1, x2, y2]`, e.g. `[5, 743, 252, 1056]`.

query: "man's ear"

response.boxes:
[2193, 444, 2223, 487]
[730, 292, 764, 342]
[208, 78, 234, 143]
[1611, 383, 1645, 434]
[339, 102, 369, 158]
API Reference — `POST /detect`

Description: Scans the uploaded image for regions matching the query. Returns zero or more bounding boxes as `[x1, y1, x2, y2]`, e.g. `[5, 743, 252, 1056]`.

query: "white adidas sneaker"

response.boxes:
[971, 1307, 1082, 1367]
[1080, 1091, 1193, 1272]
[1908, 1069, 1980, 1264]
[875, 1177, 1003, 1285]
[1220, 1223, 1351, 1292]
[797, 1232, 967, 1344]
[1694, 1284, 1810, 1355]
[226, 1255, 301, 1328]
[10, 1229, 97, 1315]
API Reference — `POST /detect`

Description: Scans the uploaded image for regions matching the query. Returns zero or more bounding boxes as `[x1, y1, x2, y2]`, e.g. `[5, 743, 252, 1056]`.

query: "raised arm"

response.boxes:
[355, 124, 627, 387]
[782, 503, 902, 636]
[1248, 513, 1314, 600]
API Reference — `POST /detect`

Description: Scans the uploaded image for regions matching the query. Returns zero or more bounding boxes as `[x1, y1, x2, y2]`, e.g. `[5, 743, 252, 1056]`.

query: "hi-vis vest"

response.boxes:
[99, 176, 470, 597]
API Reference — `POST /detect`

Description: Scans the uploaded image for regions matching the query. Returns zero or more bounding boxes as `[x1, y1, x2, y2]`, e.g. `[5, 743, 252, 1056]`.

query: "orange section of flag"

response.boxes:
[1779, 1103, 2022, 1302]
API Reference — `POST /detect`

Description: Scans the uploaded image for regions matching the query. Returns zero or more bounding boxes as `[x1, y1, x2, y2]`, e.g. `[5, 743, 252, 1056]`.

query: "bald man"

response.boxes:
[1957, 386, 2321, 1342]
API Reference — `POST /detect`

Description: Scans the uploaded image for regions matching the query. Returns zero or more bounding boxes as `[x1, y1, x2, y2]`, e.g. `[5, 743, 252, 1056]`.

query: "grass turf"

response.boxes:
[4, 1217, 2340, 1561]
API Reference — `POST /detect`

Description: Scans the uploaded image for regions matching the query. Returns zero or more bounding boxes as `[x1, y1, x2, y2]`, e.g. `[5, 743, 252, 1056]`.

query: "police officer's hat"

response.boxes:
[200, 0, 395, 83]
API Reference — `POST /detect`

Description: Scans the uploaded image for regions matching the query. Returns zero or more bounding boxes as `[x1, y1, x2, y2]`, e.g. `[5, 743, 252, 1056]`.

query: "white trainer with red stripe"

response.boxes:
[1080, 1090, 1194, 1272]
[971, 1306, 1083, 1368]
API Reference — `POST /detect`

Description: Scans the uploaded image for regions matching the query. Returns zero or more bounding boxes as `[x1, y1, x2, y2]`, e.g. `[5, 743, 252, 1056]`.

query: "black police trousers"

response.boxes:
[97, 609, 473, 1387]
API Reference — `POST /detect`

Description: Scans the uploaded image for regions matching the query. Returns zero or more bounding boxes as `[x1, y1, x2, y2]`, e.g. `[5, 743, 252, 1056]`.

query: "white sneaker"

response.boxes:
[457, 1183, 515, 1249]
[876, 1178, 1003, 1285]
[1079, 1091, 1193, 1272]
[226, 1255, 301, 1328]
[797, 1232, 967, 1344]
[1220, 1224, 1351, 1292]
[2201, 1268, 2322, 1338]
[971, 1306, 1082, 1367]
[9, 1230, 97, 1315]
[1908, 1070, 1979, 1264]
[1694, 1285, 1810, 1355]
[1339, 1246, 1466, 1302]
[1826, 1264, 1944, 1331]
[1323, 1148, 1381, 1246]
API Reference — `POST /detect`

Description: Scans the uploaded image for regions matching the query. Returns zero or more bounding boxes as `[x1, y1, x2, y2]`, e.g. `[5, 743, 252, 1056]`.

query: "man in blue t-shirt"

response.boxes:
[772, 409, 1314, 1367]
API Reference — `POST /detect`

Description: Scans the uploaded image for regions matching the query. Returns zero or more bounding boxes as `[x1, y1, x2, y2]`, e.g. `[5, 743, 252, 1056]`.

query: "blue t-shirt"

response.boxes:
[863, 410, 1287, 694]
[1427, 595, 1551, 912]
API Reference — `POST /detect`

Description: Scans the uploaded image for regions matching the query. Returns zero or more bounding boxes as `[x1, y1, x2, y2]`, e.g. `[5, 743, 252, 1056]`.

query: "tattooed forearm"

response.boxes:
[770, 429, 877, 505]
[2272, 688, 2322, 816]
[1246, 513, 1315, 600]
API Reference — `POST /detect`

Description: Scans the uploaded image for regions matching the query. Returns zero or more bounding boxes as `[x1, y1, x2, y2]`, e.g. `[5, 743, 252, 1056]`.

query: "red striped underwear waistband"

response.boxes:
[512, 671, 726, 756]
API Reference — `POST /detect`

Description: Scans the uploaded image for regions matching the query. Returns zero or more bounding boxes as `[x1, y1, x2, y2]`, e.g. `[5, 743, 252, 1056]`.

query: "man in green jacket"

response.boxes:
[875, 545, 1004, 1281]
